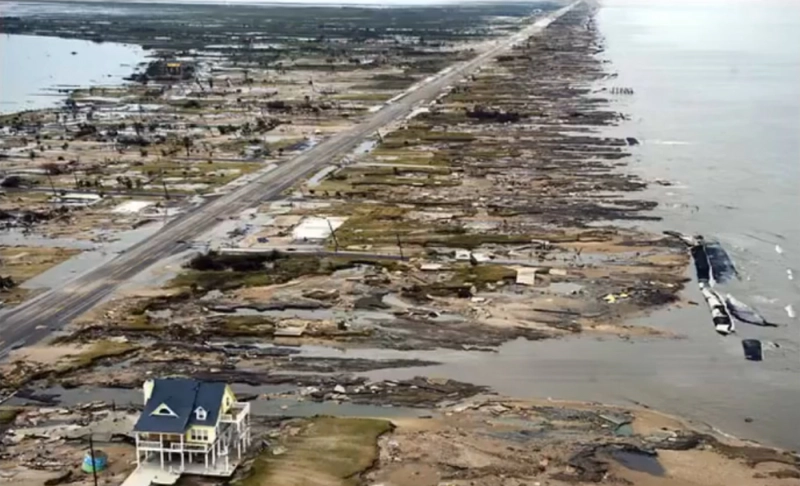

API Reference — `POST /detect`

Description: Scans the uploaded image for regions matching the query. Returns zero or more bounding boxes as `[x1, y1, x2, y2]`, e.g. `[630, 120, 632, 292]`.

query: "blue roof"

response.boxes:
[133, 378, 227, 433]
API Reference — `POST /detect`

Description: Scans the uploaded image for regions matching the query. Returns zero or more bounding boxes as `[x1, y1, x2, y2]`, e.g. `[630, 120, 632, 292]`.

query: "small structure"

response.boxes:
[291, 216, 346, 242]
[132, 378, 251, 479]
[165, 62, 184, 78]
[515, 268, 537, 286]
[50, 193, 102, 207]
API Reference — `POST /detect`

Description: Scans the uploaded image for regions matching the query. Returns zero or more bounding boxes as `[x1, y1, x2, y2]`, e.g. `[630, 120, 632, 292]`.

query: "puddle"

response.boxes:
[208, 341, 472, 364]
[545, 282, 584, 295]
[610, 450, 665, 476]
[9, 223, 163, 291]
[21, 385, 431, 419]
[253, 397, 432, 418]
[15, 386, 143, 407]
[214, 307, 397, 325]
[352, 139, 377, 156]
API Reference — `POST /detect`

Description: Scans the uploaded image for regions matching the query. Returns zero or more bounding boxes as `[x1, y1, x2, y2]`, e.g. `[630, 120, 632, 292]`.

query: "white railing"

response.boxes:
[220, 402, 250, 424]
[139, 440, 209, 453]
[184, 443, 209, 452]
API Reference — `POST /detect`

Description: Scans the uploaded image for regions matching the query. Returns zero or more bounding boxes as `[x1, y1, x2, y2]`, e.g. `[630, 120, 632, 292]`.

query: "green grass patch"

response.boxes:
[170, 252, 402, 291]
[386, 128, 475, 143]
[239, 417, 393, 486]
[0, 408, 21, 426]
[331, 92, 393, 102]
[313, 165, 458, 194]
[428, 233, 534, 250]
[329, 206, 416, 249]
[132, 161, 259, 188]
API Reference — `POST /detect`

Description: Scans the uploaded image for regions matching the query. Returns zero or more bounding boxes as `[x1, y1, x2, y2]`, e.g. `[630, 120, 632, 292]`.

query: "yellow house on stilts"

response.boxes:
[131, 378, 251, 483]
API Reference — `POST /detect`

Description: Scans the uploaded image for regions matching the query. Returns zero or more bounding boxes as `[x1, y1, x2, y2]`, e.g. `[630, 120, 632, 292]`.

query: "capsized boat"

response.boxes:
[701, 286, 735, 335]
[725, 294, 775, 327]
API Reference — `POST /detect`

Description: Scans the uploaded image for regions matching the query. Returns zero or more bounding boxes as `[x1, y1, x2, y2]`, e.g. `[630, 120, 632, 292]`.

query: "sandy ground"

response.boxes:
[233, 398, 800, 486]
[364, 400, 800, 486]
[4, 344, 84, 366]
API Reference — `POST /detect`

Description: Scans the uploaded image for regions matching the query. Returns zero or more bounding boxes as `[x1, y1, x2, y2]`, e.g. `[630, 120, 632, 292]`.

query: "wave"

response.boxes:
[646, 140, 692, 146]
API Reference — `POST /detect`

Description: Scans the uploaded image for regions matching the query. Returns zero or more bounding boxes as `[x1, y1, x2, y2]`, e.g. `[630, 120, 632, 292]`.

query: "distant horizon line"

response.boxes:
[6, 0, 569, 8]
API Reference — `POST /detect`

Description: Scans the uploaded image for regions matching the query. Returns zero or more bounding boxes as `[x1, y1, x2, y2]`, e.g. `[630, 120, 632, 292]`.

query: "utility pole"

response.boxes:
[46, 171, 57, 198]
[327, 219, 339, 252]
[88, 434, 99, 486]
[396, 233, 404, 260]
[160, 170, 171, 200]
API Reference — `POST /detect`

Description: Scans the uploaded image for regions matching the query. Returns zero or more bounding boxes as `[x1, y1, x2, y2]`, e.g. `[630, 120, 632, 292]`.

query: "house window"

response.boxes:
[189, 428, 209, 442]
[195, 406, 207, 421]
[151, 403, 177, 417]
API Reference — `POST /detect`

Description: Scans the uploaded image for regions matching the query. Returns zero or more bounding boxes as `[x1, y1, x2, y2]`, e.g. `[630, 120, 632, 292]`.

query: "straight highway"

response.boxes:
[0, 2, 580, 356]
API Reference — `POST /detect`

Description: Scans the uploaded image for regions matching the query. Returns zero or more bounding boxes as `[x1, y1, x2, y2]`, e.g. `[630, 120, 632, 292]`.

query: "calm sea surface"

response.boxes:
[0, 34, 145, 114]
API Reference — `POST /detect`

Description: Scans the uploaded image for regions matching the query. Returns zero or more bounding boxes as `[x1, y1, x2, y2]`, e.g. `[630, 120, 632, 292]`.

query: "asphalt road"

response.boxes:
[0, 2, 579, 356]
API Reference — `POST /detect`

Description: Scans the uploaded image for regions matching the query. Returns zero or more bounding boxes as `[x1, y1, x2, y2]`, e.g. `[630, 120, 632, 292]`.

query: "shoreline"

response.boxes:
[0, 33, 149, 116]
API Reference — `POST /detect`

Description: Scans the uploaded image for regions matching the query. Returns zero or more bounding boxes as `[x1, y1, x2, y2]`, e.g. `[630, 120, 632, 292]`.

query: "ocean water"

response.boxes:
[589, 0, 800, 446]
[599, 0, 800, 320]
[0, 34, 146, 114]
[371, 0, 800, 451]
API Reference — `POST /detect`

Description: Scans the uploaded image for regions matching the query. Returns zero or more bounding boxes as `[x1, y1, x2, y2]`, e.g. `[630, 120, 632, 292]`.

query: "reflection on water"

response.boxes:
[0, 34, 147, 114]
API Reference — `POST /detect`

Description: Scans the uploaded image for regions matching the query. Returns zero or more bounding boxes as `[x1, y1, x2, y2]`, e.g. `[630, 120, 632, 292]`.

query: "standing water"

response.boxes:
[0, 34, 146, 114]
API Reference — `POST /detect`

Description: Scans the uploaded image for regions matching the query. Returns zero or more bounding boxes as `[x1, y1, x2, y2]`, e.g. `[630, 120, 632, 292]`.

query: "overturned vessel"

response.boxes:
[701, 286, 735, 335]
[725, 294, 775, 327]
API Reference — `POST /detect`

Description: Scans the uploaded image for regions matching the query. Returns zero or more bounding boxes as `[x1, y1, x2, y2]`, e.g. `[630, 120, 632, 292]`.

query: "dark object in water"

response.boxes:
[690, 244, 711, 283]
[626, 137, 640, 146]
[705, 241, 738, 284]
[725, 294, 777, 327]
[742, 339, 763, 361]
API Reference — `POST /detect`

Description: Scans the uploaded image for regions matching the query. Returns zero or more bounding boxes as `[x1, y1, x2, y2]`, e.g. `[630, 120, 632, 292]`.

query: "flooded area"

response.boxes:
[0, 34, 147, 113]
[365, 287, 800, 450]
